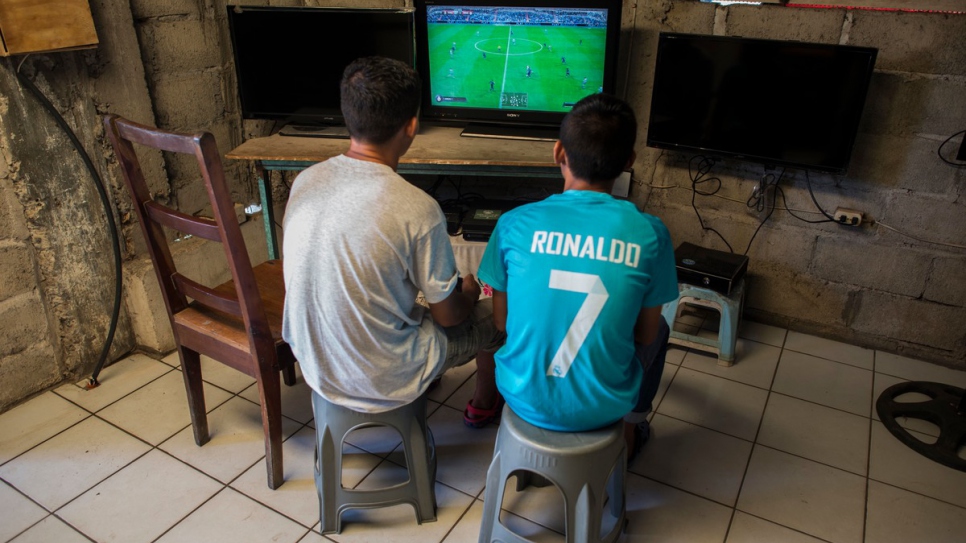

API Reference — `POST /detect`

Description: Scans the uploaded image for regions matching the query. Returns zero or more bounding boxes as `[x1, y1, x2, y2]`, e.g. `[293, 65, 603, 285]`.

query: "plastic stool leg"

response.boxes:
[316, 424, 343, 534]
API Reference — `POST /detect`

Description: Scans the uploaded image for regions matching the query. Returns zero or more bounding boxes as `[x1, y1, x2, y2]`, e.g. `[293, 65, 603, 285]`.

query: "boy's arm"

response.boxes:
[429, 274, 482, 328]
[634, 305, 664, 346]
[492, 289, 507, 332]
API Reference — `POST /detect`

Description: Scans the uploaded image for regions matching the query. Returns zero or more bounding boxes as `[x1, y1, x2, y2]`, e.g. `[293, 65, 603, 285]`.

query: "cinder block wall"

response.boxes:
[0, 0, 963, 411]
[623, 3, 966, 366]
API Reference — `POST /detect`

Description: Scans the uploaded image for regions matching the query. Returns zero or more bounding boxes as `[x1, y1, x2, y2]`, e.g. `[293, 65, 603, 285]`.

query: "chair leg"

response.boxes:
[256, 366, 284, 489]
[178, 346, 209, 446]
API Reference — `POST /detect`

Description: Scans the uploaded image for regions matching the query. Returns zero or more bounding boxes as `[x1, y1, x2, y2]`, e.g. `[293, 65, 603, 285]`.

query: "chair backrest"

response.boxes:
[103, 114, 273, 360]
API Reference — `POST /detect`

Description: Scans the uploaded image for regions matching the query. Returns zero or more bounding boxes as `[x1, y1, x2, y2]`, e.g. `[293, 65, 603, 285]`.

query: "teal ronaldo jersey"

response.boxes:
[478, 190, 678, 431]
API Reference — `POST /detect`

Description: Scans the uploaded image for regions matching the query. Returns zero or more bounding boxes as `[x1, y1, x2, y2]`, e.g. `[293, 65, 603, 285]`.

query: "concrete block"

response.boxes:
[138, 18, 222, 75]
[743, 224, 817, 272]
[744, 263, 857, 329]
[129, 0, 208, 19]
[849, 11, 966, 76]
[860, 72, 966, 139]
[810, 236, 930, 297]
[0, 291, 53, 357]
[0, 176, 28, 240]
[0, 343, 60, 411]
[151, 71, 227, 131]
[622, 1, 715, 115]
[848, 133, 958, 194]
[879, 193, 966, 247]
[852, 290, 966, 352]
[725, 4, 845, 44]
[123, 216, 269, 354]
[0, 243, 36, 302]
[924, 255, 966, 307]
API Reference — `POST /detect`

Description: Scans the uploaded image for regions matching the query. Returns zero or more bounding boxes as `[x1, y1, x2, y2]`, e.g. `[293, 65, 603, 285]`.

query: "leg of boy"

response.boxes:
[624, 317, 671, 457]
[435, 299, 506, 427]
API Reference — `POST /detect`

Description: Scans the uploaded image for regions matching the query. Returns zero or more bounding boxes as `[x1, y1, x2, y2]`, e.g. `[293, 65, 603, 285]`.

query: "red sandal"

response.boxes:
[463, 395, 504, 428]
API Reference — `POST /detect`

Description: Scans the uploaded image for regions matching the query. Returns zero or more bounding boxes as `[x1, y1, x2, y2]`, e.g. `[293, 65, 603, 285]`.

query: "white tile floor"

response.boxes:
[3, 315, 966, 543]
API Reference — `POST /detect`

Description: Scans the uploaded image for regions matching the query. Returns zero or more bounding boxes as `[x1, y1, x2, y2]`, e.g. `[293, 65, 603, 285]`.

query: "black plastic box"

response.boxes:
[674, 242, 749, 295]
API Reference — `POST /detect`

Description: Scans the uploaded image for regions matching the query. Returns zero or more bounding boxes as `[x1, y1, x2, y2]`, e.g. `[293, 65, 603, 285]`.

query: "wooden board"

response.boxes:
[226, 124, 559, 169]
[0, 0, 98, 56]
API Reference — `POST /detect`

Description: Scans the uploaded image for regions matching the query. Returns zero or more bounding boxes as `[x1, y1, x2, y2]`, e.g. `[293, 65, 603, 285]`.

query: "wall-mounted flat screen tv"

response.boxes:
[414, 0, 623, 141]
[226, 5, 414, 137]
[646, 33, 878, 173]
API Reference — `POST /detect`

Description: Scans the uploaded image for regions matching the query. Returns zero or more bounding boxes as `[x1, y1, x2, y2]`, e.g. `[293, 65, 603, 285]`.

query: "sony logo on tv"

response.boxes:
[505, 113, 520, 118]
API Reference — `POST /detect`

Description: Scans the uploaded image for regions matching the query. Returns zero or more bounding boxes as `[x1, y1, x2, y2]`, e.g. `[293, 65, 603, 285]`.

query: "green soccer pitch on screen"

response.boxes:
[415, 1, 623, 133]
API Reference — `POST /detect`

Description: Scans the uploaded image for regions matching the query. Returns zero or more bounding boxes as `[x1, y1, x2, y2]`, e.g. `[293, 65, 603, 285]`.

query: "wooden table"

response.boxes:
[226, 125, 561, 258]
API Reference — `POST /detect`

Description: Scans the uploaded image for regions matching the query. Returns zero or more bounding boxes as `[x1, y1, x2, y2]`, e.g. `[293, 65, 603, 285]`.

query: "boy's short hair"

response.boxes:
[340, 56, 421, 144]
[558, 94, 637, 183]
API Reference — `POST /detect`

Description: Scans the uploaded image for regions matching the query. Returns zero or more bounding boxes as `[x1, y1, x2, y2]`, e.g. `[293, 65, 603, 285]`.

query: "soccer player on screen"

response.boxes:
[489, 79, 495, 92]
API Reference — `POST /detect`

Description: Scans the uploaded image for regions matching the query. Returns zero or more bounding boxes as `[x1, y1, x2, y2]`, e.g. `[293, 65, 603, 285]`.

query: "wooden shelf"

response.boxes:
[227, 124, 560, 176]
[0, 0, 98, 56]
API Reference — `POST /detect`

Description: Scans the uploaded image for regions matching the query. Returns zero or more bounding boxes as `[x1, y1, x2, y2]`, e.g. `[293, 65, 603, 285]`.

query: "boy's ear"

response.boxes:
[405, 116, 419, 138]
[553, 140, 567, 166]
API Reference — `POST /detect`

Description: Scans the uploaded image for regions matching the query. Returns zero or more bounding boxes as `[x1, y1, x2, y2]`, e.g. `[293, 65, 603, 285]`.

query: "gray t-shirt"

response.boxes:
[281, 154, 459, 412]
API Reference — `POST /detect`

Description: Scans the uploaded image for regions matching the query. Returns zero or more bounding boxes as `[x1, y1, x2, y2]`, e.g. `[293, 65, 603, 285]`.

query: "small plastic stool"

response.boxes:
[479, 406, 626, 543]
[661, 278, 745, 366]
[311, 391, 437, 534]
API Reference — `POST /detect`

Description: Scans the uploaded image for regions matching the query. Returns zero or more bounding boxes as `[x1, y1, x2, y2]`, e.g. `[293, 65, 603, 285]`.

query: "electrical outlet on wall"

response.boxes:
[834, 207, 864, 227]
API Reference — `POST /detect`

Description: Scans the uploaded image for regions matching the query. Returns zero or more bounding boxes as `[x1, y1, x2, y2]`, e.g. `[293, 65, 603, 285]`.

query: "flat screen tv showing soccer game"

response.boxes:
[414, 0, 622, 140]
[226, 5, 414, 137]
[646, 33, 877, 174]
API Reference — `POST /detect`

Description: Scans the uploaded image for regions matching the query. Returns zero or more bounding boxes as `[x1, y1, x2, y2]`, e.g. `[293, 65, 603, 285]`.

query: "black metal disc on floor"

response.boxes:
[875, 381, 966, 472]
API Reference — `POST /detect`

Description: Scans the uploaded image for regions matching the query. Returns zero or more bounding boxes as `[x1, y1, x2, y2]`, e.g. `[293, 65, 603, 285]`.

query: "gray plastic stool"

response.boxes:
[311, 391, 437, 534]
[479, 406, 626, 543]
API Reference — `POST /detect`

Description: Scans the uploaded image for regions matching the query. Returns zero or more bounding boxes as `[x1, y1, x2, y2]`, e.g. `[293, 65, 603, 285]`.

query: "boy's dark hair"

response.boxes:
[558, 94, 637, 183]
[340, 56, 421, 144]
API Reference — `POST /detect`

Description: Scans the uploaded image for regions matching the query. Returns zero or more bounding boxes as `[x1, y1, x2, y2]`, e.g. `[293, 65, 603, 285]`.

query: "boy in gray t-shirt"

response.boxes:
[282, 57, 504, 427]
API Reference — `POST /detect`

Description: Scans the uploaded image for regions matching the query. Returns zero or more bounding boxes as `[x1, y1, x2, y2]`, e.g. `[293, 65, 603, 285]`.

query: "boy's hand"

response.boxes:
[462, 273, 482, 301]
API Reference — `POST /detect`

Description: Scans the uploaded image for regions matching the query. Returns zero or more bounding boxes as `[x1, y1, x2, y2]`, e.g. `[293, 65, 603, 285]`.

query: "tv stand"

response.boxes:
[460, 123, 558, 142]
[228, 125, 561, 259]
[278, 123, 349, 139]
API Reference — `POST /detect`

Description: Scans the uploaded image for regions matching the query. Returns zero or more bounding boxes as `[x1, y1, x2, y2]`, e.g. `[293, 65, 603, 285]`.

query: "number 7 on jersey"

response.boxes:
[547, 270, 609, 378]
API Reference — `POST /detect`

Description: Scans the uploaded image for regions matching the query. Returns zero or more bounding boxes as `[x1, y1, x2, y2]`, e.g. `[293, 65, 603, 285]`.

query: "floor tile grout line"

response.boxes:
[0, 410, 94, 471]
[780, 345, 875, 371]
[54, 360, 179, 416]
[722, 352, 781, 543]
[735, 510, 838, 543]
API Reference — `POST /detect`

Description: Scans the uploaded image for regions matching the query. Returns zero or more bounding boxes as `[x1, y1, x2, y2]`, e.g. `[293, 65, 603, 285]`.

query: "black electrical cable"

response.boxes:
[13, 63, 122, 388]
[742, 168, 785, 255]
[688, 155, 733, 253]
[804, 170, 837, 222]
[937, 129, 966, 167]
[774, 184, 836, 224]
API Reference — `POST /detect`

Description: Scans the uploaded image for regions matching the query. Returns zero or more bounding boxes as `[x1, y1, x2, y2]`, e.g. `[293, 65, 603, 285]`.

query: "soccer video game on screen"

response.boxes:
[426, 6, 608, 113]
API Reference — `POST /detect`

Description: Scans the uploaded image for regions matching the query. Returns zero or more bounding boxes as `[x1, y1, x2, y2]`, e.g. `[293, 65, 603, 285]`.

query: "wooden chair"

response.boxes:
[103, 114, 297, 489]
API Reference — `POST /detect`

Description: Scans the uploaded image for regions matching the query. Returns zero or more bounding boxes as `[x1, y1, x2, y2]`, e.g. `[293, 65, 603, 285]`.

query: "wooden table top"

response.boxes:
[226, 124, 559, 169]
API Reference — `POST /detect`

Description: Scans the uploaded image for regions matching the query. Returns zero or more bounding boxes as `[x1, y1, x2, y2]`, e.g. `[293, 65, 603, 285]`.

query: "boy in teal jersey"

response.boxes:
[477, 94, 678, 457]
